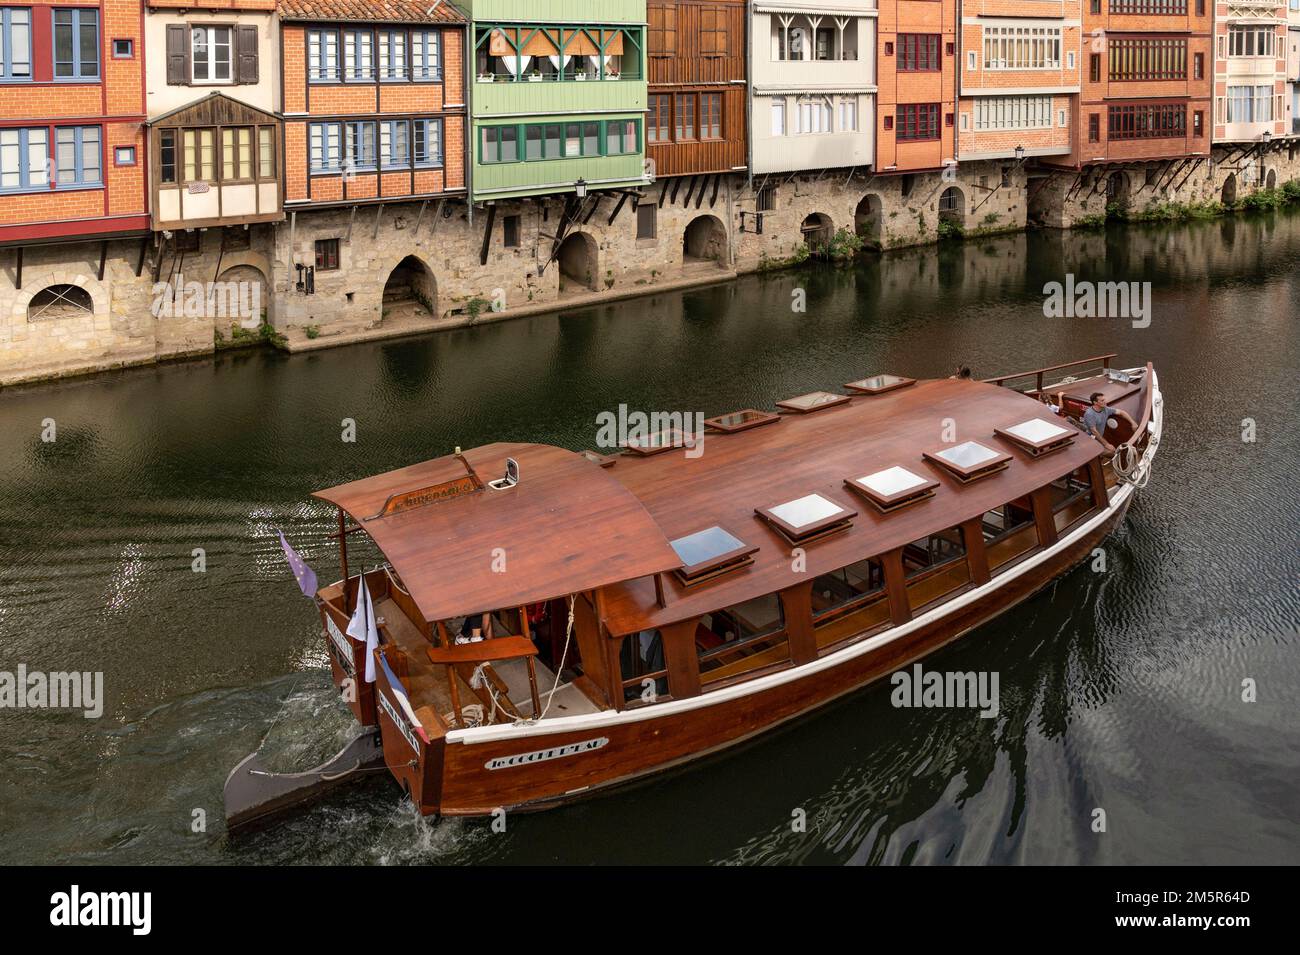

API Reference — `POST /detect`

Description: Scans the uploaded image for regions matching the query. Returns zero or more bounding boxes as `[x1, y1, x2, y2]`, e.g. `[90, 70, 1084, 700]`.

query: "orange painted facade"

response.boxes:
[1065, 2, 1213, 165]
[0, 0, 149, 244]
[280, 17, 467, 208]
[877, 0, 958, 172]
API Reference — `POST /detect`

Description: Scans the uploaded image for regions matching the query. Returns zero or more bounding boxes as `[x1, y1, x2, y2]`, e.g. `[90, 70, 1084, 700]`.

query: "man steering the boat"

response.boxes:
[1083, 392, 1136, 454]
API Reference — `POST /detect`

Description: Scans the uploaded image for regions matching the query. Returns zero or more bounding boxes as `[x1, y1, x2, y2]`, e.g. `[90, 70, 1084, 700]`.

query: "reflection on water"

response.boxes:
[0, 211, 1298, 864]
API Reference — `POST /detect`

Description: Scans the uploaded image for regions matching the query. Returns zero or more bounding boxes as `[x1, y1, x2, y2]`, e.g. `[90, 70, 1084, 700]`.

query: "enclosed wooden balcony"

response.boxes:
[148, 93, 284, 231]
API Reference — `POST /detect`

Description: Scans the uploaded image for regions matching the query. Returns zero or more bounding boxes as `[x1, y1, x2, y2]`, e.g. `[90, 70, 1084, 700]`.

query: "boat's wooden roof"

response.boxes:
[599, 377, 1106, 634]
[312, 443, 681, 623]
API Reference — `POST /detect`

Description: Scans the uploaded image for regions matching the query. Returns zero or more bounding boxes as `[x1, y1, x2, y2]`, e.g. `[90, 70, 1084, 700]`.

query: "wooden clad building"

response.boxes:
[646, 0, 748, 178]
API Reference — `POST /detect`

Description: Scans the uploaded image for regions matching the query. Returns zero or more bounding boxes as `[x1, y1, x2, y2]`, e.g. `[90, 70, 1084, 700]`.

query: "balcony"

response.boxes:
[148, 93, 283, 231]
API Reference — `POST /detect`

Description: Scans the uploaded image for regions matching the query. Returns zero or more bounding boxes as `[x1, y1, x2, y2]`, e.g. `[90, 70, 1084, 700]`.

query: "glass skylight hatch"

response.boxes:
[670, 525, 758, 584]
[756, 492, 857, 543]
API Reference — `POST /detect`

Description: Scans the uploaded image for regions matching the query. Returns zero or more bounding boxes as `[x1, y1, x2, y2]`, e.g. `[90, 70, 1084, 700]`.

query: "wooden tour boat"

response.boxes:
[226, 354, 1162, 825]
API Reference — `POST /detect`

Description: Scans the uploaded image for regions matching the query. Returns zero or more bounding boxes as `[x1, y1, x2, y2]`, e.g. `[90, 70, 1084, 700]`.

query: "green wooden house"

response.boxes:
[459, 0, 649, 202]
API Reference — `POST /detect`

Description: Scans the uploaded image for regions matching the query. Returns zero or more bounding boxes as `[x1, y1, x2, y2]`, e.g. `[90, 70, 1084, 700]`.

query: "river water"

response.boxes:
[1, 211, 1297, 865]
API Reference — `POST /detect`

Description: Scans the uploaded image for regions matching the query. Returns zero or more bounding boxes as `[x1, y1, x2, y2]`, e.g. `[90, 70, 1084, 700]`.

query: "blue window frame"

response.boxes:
[413, 119, 443, 167]
[307, 29, 340, 82]
[378, 30, 406, 81]
[53, 8, 99, 80]
[343, 29, 372, 82]
[380, 120, 408, 167]
[309, 122, 342, 172]
[55, 125, 101, 186]
[0, 8, 32, 81]
[0, 126, 47, 191]
[344, 120, 376, 170]
[412, 30, 440, 81]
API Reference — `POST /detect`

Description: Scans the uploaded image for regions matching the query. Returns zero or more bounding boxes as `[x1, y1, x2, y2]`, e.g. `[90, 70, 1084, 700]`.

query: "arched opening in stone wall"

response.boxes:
[1266, 168, 1277, 190]
[1221, 173, 1238, 207]
[682, 214, 728, 268]
[28, 284, 94, 322]
[382, 255, 438, 320]
[855, 194, 883, 242]
[215, 264, 269, 330]
[938, 187, 965, 228]
[801, 213, 834, 254]
[1026, 175, 1056, 227]
[1106, 171, 1129, 209]
[557, 232, 599, 294]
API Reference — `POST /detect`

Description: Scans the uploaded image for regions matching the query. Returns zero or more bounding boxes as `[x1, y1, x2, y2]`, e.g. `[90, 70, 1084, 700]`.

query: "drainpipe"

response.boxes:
[746, 0, 754, 192]
[465, 17, 474, 226]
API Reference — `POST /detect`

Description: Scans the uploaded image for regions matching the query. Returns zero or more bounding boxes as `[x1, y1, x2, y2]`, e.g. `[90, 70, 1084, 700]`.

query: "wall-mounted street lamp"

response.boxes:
[575, 179, 588, 198]
[1014, 144, 1026, 162]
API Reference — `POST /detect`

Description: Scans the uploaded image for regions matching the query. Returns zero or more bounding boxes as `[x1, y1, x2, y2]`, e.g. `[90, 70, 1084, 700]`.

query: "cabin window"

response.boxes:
[982, 500, 1037, 570]
[1049, 467, 1095, 532]
[698, 595, 787, 685]
[621, 629, 668, 704]
[812, 558, 885, 623]
[903, 528, 972, 612]
[160, 130, 177, 184]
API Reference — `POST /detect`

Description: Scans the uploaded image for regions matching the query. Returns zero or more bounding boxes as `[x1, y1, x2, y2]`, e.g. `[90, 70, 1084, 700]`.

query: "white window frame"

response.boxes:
[191, 25, 233, 84]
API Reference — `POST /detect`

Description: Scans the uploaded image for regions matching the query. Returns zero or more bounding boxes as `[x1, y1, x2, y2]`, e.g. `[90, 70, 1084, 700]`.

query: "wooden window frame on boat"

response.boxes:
[602, 459, 1115, 710]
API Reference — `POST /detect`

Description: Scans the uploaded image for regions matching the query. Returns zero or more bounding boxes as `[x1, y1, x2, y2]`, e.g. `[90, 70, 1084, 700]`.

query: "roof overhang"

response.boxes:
[313, 443, 681, 623]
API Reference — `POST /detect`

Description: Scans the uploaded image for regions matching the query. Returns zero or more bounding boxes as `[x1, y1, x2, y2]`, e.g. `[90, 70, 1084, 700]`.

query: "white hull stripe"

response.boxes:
[448, 373, 1163, 747]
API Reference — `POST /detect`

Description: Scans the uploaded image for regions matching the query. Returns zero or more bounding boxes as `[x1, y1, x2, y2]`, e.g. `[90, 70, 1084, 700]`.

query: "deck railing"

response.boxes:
[982, 353, 1117, 393]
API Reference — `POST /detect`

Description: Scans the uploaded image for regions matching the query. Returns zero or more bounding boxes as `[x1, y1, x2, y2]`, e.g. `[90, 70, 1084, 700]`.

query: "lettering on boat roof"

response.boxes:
[367, 475, 481, 520]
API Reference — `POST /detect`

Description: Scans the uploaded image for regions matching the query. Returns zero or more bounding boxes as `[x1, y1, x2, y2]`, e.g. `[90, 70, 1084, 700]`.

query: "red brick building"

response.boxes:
[278, 0, 467, 209]
[877, 0, 958, 173]
[1063, 0, 1214, 181]
[0, 0, 149, 247]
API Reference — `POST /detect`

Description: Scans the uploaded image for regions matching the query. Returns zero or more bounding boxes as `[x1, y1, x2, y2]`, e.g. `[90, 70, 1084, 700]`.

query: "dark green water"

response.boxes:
[1, 212, 1298, 865]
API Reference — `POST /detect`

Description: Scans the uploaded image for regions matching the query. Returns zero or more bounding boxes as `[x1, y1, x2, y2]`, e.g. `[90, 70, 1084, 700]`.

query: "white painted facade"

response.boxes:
[750, 2, 877, 174]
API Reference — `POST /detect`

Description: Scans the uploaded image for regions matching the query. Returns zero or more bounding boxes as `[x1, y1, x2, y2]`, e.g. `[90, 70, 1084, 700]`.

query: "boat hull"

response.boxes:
[414, 490, 1134, 816]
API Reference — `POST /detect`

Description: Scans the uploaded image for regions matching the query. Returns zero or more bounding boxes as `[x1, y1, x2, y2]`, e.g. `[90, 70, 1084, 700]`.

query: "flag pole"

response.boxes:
[337, 507, 351, 613]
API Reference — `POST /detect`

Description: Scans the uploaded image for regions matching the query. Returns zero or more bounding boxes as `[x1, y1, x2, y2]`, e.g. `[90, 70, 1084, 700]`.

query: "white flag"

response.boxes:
[345, 576, 380, 684]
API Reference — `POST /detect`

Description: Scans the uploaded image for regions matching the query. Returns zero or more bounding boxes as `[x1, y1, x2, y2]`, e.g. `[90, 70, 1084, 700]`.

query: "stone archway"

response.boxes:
[557, 232, 599, 293]
[682, 214, 728, 267]
[801, 213, 833, 253]
[382, 254, 438, 319]
[215, 263, 270, 329]
[1266, 168, 1277, 190]
[938, 186, 965, 228]
[1221, 172, 1238, 206]
[855, 194, 884, 242]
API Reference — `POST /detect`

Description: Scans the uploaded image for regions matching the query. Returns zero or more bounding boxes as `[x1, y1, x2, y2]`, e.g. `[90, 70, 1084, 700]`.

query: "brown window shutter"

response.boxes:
[237, 25, 259, 84]
[166, 24, 189, 85]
